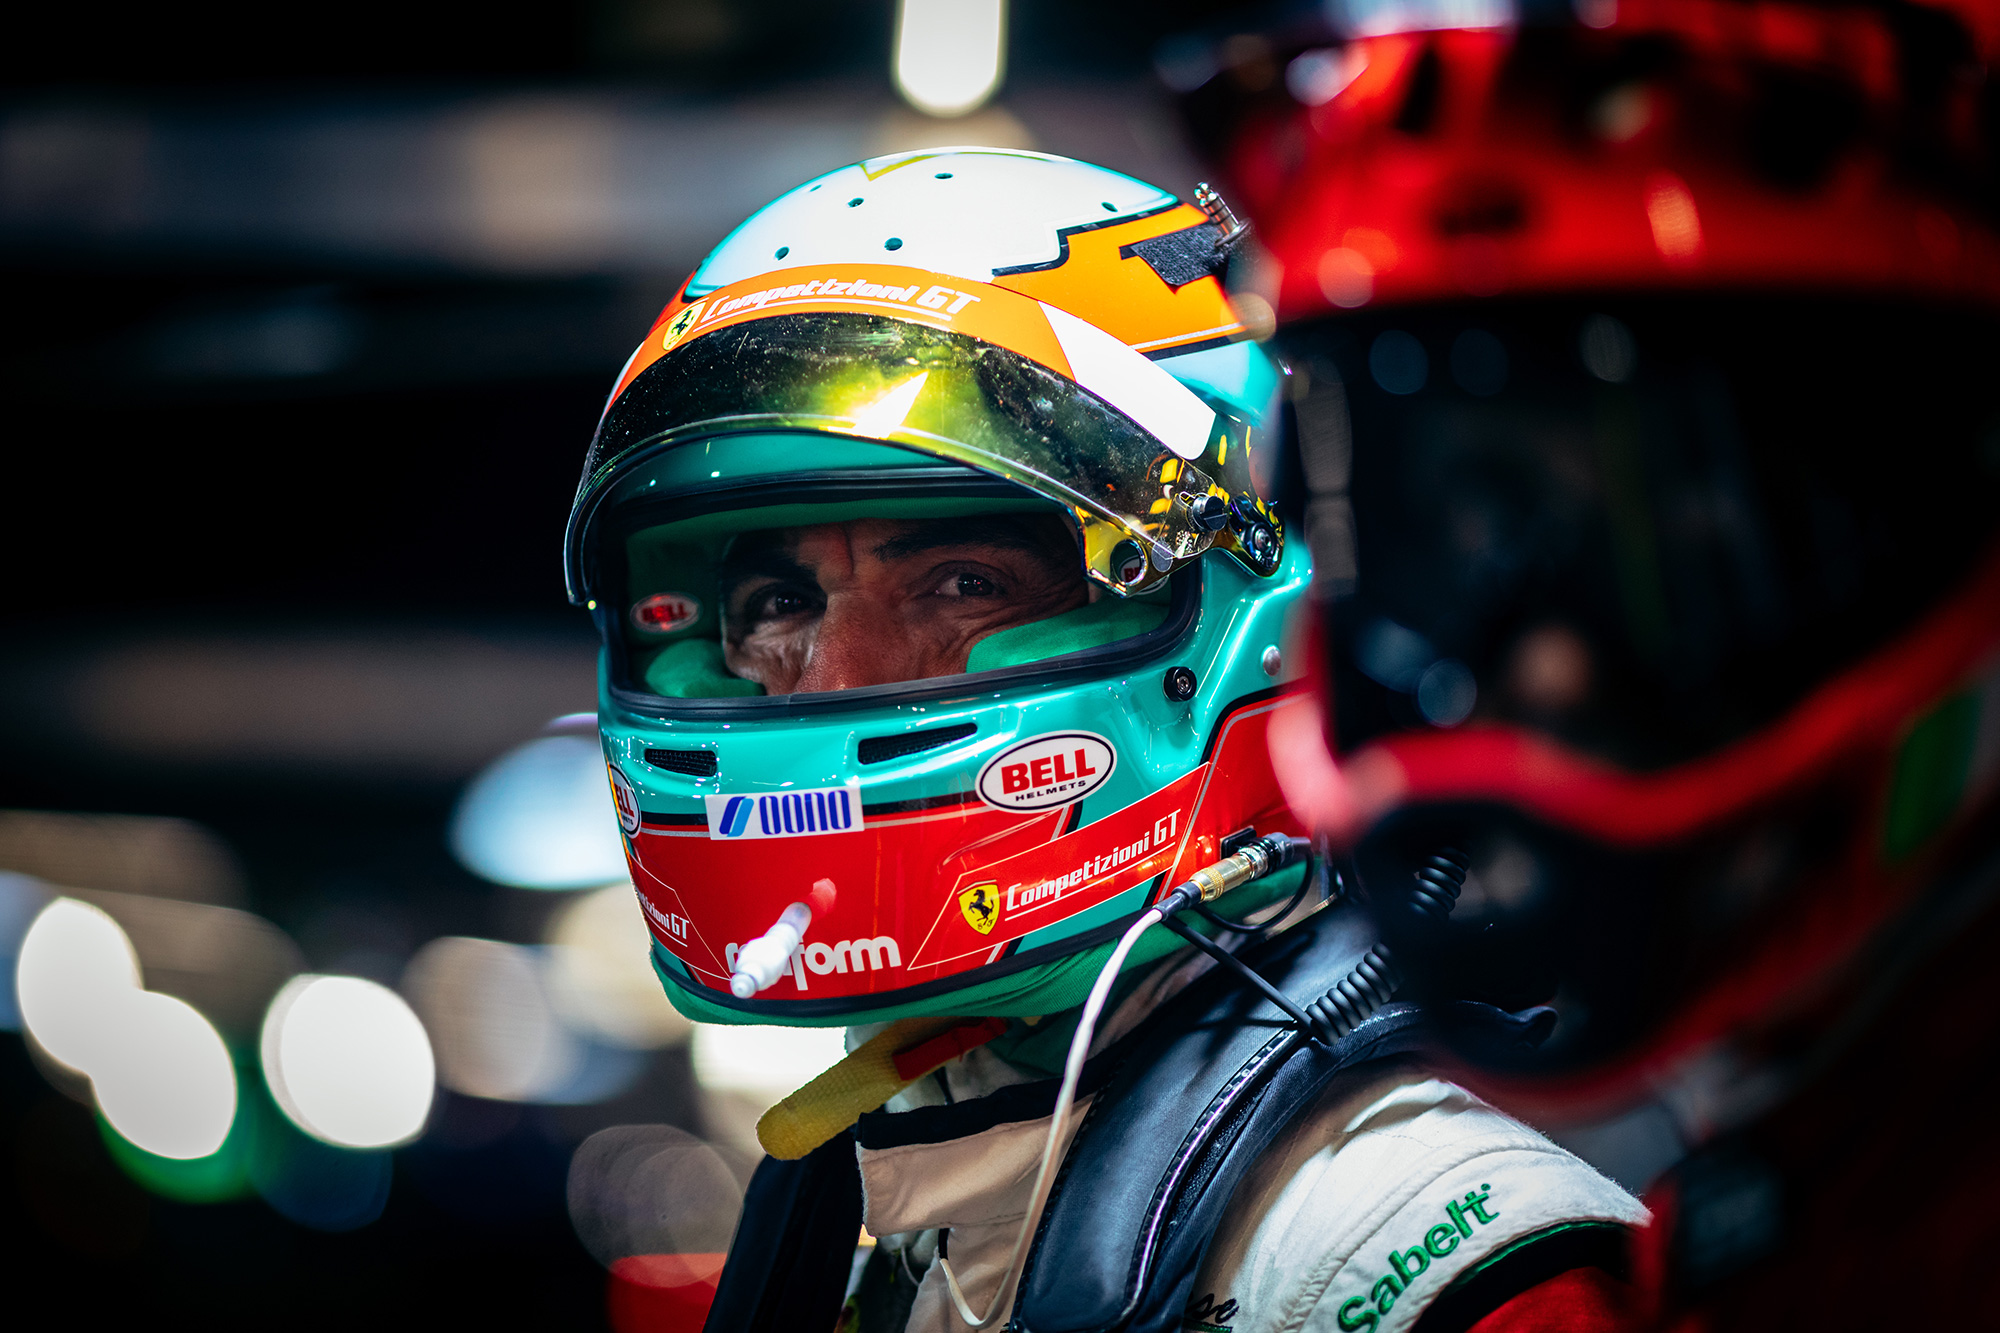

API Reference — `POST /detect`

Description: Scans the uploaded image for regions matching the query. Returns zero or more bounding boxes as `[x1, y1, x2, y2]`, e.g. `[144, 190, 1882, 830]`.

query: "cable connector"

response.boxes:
[1193, 182, 1251, 252]
[1155, 833, 1308, 918]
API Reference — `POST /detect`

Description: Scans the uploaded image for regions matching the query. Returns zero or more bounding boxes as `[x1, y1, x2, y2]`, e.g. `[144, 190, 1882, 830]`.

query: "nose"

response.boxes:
[792, 593, 922, 693]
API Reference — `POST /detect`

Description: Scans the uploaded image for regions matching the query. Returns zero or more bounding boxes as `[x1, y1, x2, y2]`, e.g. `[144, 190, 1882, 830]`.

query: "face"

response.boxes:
[718, 514, 1089, 693]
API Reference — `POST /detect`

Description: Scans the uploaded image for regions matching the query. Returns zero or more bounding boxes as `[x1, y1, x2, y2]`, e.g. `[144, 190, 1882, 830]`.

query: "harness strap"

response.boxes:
[1011, 904, 1551, 1333]
[701, 1129, 863, 1333]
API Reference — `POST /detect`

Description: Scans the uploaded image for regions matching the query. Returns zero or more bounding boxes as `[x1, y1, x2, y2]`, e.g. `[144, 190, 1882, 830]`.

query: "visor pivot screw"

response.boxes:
[1245, 525, 1276, 563]
[1150, 541, 1174, 572]
[1187, 494, 1232, 532]
[1261, 646, 1282, 677]
[1164, 667, 1198, 703]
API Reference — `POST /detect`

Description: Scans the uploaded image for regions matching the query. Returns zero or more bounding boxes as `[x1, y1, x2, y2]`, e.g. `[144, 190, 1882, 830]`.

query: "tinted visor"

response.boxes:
[1282, 297, 2000, 771]
[575, 312, 1271, 601]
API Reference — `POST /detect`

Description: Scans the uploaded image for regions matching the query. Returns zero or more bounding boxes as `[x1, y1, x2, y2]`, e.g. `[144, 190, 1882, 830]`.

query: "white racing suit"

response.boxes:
[842, 951, 1646, 1333]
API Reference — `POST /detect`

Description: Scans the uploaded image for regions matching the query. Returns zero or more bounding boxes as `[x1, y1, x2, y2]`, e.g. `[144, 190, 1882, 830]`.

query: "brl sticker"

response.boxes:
[976, 731, 1115, 813]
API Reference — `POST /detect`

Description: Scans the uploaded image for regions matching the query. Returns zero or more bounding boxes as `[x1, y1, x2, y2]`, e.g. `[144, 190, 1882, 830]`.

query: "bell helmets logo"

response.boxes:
[704, 780, 863, 841]
[608, 763, 642, 836]
[976, 731, 1116, 813]
[630, 591, 701, 635]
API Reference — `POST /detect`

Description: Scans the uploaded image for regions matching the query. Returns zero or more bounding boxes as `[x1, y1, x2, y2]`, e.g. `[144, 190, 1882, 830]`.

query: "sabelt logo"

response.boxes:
[703, 780, 863, 840]
[976, 732, 1116, 813]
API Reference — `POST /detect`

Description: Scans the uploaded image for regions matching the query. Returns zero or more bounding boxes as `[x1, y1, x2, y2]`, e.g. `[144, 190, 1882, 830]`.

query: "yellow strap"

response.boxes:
[756, 1015, 974, 1160]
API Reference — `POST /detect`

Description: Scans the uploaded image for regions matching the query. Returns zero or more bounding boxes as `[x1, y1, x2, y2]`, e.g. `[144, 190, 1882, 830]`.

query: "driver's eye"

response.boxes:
[955, 573, 997, 597]
[750, 585, 818, 620]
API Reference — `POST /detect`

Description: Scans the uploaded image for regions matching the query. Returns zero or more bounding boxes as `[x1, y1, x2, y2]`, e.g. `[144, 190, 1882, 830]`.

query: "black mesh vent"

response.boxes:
[644, 748, 718, 777]
[856, 722, 977, 766]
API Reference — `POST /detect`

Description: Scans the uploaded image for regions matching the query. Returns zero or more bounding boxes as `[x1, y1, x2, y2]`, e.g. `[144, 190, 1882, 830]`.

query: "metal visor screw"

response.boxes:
[1163, 666, 1198, 702]
[1187, 494, 1231, 532]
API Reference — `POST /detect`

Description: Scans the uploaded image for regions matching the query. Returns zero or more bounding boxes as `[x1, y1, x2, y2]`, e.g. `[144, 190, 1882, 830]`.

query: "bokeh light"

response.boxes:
[690, 1023, 846, 1105]
[895, 0, 1006, 118]
[573, 1125, 744, 1333]
[403, 935, 581, 1102]
[17, 897, 237, 1159]
[449, 730, 629, 890]
[544, 885, 693, 1050]
[262, 975, 435, 1148]
[0, 871, 52, 1030]
[91, 989, 237, 1160]
[16, 897, 143, 1073]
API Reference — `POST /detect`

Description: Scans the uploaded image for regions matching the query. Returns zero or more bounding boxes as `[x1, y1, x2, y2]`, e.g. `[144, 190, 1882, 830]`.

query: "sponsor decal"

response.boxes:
[659, 301, 704, 352]
[1181, 1293, 1239, 1333]
[723, 933, 901, 993]
[958, 883, 1000, 935]
[698, 277, 982, 326]
[909, 765, 1204, 968]
[704, 780, 863, 841]
[608, 763, 641, 836]
[976, 731, 1116, 813]
[629, 590, 701, 635]
[636, 889, 690, 944]
[1334, 1185, 1500, 1331]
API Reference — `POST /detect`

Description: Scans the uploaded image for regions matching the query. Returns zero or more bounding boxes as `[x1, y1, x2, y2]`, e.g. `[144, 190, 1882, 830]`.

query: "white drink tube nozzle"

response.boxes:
[730, 901, 812, 998]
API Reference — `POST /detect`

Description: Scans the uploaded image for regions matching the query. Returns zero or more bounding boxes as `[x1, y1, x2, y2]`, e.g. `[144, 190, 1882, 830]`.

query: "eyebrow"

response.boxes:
[870, 516, 1068, 563]
[717, 537, 814, 599]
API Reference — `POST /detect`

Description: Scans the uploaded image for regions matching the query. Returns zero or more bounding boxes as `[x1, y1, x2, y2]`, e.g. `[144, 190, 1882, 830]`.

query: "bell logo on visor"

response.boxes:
[704, 781, 864, 840]
[630, 591, 701, 635]
[976, 731, 1116, 813]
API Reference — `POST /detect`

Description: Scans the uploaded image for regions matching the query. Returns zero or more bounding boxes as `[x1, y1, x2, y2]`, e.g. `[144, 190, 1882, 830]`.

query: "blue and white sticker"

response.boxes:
[703, 780, 863, 840]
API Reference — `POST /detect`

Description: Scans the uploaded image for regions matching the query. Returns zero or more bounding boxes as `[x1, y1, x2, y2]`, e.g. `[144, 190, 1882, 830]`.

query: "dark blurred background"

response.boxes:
[0, 0, 1255, 1324]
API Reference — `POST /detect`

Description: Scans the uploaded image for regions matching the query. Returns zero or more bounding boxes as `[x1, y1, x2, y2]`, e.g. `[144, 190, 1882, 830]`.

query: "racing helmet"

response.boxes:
[1172, 1, 2000, 1102]
[568, 148, 1309, 1027]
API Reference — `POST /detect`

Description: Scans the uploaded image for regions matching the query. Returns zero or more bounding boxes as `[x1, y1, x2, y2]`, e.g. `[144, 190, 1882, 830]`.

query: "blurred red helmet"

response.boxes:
[1174, 0, 2000, 1115]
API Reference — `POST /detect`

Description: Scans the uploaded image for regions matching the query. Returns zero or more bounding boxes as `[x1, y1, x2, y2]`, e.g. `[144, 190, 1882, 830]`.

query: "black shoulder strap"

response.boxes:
[702, 1129, 862, 1333]
[1011, 904, 1551, 1333]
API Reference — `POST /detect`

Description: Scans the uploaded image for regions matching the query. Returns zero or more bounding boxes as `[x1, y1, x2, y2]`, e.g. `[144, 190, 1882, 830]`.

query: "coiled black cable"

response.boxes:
[1301, 848, 1468, 1045]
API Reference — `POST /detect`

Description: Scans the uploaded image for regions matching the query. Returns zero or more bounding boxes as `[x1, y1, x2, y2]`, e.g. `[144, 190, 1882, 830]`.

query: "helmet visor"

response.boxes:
[574, 311, 1276, 603]
[1283, 297, 2000, 772]
[597, 483, 1184, 707]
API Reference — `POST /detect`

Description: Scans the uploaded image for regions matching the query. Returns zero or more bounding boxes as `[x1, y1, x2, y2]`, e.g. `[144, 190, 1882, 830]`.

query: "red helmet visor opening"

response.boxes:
[1280, 296, 2000, 772]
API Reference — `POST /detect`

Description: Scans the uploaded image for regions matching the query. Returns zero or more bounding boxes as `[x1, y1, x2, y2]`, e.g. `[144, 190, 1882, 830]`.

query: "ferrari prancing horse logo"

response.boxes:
[660, 301, 705, 353]
[958, 882, 1000, 935]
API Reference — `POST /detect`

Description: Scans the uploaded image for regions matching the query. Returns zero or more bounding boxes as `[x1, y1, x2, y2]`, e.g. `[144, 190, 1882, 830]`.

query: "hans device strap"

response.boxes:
[1013, 901, 1553, 1333]
[703, 1130, 863, 1333]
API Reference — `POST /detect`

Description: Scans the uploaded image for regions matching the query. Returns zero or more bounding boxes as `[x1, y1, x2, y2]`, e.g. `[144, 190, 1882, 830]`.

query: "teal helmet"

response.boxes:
[568, 148, 1311, 1026]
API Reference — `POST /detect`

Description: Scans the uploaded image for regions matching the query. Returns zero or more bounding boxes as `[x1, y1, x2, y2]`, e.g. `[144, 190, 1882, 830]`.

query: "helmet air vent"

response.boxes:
[857, 722, 978, 765]
[644, 747, 719, 777]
